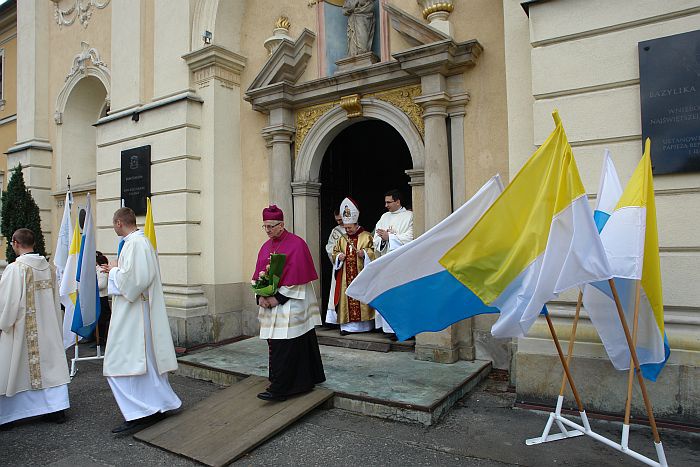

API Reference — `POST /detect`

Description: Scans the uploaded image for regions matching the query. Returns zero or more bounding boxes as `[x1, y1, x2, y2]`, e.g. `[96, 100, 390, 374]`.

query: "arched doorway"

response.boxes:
[318, 119, 413, 319]
[60, 75, 108, 188]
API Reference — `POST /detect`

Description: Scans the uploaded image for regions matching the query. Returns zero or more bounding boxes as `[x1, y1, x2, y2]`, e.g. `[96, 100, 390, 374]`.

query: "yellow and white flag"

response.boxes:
[583, 139, 669, 381]
[59, 217, 82, 348]
[440, 110, 612, 338]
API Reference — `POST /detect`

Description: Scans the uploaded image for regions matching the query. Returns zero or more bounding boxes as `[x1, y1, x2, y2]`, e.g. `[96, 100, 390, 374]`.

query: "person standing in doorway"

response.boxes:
[373, 189, 414, 340]
[328, 198, 376, 335]
[100, 207, 181, 433]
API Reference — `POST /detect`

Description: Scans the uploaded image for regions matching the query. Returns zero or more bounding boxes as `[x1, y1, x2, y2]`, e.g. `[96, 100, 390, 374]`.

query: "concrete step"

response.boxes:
[315, 327, 415, 352]
[177, 336, 491, 425]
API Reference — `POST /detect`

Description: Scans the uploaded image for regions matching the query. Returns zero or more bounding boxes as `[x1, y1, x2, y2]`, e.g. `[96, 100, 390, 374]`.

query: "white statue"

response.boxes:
[343, 0, 375, 56]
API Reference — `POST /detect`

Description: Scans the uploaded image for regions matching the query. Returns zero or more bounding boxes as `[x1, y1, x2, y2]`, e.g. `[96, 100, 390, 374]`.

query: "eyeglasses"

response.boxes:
[261, 222, 282, 231]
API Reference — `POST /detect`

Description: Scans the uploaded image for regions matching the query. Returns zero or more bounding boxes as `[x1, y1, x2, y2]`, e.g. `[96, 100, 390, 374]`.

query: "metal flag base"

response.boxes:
[70, 343, 104, 378]
[526, 396, 668, 467]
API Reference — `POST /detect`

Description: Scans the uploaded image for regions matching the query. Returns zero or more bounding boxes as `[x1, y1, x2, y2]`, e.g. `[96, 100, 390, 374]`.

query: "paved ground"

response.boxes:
[1, 353, 697, 466]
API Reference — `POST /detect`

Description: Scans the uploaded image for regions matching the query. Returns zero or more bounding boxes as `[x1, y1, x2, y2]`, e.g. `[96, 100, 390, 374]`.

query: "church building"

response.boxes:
[2, 0, 698, 424]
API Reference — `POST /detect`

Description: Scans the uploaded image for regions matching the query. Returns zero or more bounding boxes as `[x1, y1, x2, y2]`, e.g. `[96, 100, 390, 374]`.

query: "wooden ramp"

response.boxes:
[134, 375, 334, 466]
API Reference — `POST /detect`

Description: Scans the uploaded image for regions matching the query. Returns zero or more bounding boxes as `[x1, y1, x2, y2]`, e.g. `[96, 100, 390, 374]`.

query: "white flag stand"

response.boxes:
[525, 281, 668, 466]
[69, 327, 104, 377]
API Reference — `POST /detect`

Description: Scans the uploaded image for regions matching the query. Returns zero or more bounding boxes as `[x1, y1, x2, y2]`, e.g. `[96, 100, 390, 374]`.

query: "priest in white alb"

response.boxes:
[101, 207, 181, 433]
[372, 189, 414, 339]
[0, 229, 70, 428]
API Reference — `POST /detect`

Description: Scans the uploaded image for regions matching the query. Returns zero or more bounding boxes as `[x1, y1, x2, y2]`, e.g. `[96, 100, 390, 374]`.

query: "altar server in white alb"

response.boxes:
[101, 207, 181, 433]
[372, 189, 413, 339]
[0, 229, 70, 428]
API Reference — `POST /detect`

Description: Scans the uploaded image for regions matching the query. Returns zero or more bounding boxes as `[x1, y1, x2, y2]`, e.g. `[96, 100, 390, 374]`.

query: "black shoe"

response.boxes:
[256, 391, 287, 402]
[0, 421, 15, 431]
[110, 414, 157, 434]
[339, 330, 350, 336]
[111, 420, 142, 434]
[41, 410, 66, 424]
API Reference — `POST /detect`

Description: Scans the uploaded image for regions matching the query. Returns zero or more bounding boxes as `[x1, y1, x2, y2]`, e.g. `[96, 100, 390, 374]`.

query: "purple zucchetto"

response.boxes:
[262, 205, 284, 221]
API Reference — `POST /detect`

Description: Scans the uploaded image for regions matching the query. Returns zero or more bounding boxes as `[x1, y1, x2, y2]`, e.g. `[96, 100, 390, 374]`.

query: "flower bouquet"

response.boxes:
[251, 253, 286, 297]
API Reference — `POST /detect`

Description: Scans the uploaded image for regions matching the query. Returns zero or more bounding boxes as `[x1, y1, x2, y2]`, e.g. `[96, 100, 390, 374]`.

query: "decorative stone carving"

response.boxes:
[55, 42, 111, 125]
[264, 17, 293, 55]
[66, 41, 108, 82]
[294, 85, 424, 157]
[343, 0, 376, 56]
[340, 94, 363, 118]
[295, 101, 339, 157]
[51, 0, 111, 28]
[368, 85, 424, 137]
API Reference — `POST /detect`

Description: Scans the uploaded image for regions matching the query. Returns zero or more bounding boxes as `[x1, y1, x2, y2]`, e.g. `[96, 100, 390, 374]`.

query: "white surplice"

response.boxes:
[325, 225, 346, 318]
[258, 283, 322, 339]
[372, 208, 414, 333]
[105, 230, 181, 421]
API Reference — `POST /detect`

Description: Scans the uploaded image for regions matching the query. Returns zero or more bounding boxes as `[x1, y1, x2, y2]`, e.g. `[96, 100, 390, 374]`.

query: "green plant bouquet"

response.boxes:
[251, 253, 286, 297]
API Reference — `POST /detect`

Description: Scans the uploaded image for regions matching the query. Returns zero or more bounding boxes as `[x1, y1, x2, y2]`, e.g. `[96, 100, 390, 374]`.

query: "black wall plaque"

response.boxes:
[639, 30, 700, 175]
[121, 146, 151, 215]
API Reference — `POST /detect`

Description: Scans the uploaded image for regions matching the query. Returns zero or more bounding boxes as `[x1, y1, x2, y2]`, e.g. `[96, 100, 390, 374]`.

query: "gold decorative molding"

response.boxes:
[421, 2, 454, 20]
[368, 85, 424, 137]
[340, 94, 363, 118]
[295, 101, 339, 157]
[294, 85, 424, 157]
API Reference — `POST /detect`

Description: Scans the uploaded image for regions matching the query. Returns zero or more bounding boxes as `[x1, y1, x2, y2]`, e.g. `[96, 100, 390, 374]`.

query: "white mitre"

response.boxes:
[340, 197, 360, 224]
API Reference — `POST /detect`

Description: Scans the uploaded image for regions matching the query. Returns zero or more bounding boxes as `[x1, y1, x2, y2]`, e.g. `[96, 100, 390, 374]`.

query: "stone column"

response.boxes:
[446, 92, 476, 360]
[110, 0, 147, 112]
[292, 181, 322, 297]
[447, 93, 469, 207]
[413, 74, 458, 363]
[262, 107, 295, 223]
[405, 169, 425, 236]
[182, 45, 247, 344]
[8, 0, 53, 249]
[153, 0, 191, 100]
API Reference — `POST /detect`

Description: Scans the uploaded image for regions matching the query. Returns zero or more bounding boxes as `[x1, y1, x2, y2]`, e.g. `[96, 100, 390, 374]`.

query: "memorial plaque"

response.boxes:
[639, 30, 700, 175]
[121, 146, 151, 215]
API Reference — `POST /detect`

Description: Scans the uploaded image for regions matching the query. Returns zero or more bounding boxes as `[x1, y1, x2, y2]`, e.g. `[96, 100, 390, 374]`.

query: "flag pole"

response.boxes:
[607, 279, 661, 444]
[545, 313, 584, 412]
[621, 280, 642, 449]
[559, 291, 583, 396]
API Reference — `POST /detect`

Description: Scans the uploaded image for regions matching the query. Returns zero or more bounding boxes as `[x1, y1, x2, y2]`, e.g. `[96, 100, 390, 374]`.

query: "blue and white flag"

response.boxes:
[346, 176, 503, 341]
[72, 193, 101, 338]
[592, 149, 623, 232]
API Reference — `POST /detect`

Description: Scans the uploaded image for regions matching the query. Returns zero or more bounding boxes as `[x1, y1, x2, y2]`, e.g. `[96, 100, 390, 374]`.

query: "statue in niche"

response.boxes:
[343, 0, 375, 56]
